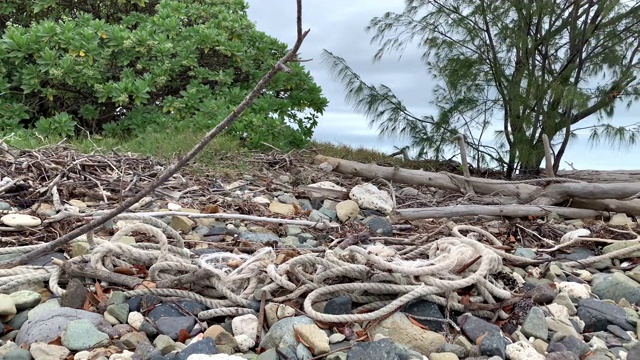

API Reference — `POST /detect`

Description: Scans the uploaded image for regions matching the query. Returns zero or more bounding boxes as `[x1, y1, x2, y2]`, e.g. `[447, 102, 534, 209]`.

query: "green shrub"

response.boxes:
[0, 0, 327, 148]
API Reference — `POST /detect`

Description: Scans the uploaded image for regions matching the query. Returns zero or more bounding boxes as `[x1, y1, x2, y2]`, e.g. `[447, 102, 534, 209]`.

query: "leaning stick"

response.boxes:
[0, 0, 310, 268]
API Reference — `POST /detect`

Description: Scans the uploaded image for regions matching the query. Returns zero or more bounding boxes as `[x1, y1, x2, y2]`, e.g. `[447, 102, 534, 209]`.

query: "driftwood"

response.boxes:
[546, 169, 640, 183]
[297, 185, 349, 200]
[314, 155, 539, 196]
[394, 204, 602, 220]
[314, 155, 640, 217]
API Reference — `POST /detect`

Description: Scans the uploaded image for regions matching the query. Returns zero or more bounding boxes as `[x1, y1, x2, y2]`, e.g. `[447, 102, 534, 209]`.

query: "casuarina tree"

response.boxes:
[323, 0, 640, 177]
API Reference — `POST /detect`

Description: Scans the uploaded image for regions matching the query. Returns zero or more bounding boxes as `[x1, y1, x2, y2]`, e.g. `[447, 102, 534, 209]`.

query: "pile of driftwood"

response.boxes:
[314, 154, 640, 220]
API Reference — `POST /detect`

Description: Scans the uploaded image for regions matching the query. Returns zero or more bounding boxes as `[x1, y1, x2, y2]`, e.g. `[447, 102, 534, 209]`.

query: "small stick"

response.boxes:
[454, 255, 481, 274]
[452, 134, 474, 195]
[542, 134, 554, 177]
[51, 185, 63, 211]
[515, 224, 555, 246]
[309, 345, 354, 360]
[85, 174, 109, 204]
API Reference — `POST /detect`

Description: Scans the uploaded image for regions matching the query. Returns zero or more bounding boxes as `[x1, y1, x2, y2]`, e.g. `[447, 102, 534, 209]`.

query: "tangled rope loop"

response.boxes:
[0, 214, 515, 322]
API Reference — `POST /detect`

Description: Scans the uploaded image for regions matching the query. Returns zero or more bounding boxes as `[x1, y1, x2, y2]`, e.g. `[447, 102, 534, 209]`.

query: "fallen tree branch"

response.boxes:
[393, 204, 604, 220]
[316, 155, 640, 215]
[571, 198, 640, 214]
[314, 155, 539, 196]
[0, 0, 311, 269]
[526, 182, 640, 205]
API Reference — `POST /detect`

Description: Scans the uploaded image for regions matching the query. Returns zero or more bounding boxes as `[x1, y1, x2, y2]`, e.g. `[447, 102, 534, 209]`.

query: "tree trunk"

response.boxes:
[553, 124, 572, 174]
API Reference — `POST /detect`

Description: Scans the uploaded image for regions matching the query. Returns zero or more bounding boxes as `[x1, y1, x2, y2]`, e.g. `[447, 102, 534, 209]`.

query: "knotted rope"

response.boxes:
[1, 214, 624, 323]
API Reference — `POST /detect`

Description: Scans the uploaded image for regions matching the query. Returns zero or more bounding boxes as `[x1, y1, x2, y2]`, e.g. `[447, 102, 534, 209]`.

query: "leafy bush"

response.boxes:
[0, 0, 328, 148]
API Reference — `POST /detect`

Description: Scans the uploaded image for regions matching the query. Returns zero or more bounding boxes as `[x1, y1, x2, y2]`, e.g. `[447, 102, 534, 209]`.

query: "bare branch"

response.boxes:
[0, 0, 311, 269]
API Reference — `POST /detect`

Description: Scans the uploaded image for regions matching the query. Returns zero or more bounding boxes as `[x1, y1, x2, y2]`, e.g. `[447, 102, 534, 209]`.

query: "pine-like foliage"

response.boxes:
[324, 0, 640, 176]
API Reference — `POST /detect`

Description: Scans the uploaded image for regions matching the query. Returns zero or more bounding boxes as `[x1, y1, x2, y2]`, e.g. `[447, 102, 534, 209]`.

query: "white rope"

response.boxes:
[3, 214, 630, 324]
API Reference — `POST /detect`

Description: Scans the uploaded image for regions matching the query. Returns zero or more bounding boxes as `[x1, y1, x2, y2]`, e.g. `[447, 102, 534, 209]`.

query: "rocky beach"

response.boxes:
[0, 145, 639, 360]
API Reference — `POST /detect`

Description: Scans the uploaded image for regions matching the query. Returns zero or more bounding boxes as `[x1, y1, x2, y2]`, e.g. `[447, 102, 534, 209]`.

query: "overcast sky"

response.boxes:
[245, 0, 640, 170]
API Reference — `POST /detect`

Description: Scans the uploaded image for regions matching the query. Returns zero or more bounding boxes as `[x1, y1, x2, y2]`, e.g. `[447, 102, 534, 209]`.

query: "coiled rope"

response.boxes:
[0, 214, 627, 323]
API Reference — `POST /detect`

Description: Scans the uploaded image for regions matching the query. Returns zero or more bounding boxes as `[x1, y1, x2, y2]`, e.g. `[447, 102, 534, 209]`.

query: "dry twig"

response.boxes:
[0, 0, 311, 268]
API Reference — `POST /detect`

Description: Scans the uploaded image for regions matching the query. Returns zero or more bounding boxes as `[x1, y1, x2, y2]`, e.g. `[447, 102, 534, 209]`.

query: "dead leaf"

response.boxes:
[82, 295, 92, 311]
[203, 204, 220, 214]
[581, 351, 594, 360]
[85, 290, 101, 307]
[2, 324, 14, 334]
[275, 250, 299, 265]
[460, 295, 471, 306]
[48, 336, 63, 346]
[475, 332, 488, 345]
[406, 315, 430, 330]
[132, 264, 149, 277]
[354, 330, 369, 341]
[95, 281, 107, 302]
[315, 320, 332, 330]
[113, 266, 137, 276]
[355, 308, 374, 314]
[177, 328, 190, 343]
[275, 253, 287, 265]
[294, 332, 310, 348]
[292, 203, 303, 215]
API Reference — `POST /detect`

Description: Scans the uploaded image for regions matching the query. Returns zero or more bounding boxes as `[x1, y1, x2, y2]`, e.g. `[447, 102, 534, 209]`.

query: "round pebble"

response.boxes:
[1, 214, 42, 227]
